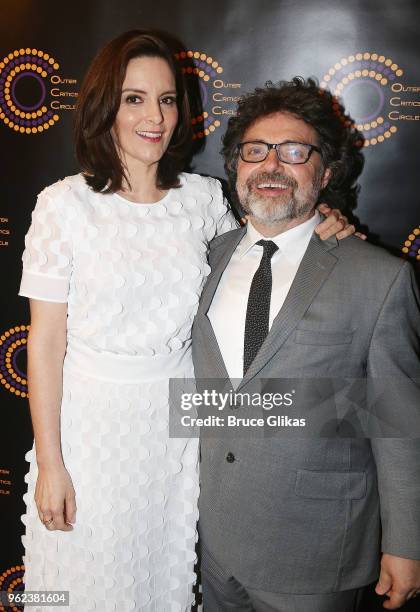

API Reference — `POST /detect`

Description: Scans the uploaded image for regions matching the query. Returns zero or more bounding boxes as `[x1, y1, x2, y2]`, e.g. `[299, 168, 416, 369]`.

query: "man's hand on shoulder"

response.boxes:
[375, 553, 420, 609]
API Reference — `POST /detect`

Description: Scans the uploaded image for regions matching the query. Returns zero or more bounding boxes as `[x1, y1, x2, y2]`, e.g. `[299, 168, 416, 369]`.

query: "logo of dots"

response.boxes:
[321, 52, 402, 147]
[0, 326, 29, 398]
[0, 48, 60, 134]
[402, 226, 420, 260]
[175, 50, 223, 139]
[0, 565, 24, 612]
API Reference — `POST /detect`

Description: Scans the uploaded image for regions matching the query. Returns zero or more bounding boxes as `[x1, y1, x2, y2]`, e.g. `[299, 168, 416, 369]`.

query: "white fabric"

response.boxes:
[208, 212, 320, 381]
[19, 172, 236, 612]
[64, 337, 193, 383]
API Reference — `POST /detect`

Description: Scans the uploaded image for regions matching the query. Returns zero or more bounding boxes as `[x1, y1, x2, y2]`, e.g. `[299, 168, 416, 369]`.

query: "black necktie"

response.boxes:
[243, 239, 279, 375]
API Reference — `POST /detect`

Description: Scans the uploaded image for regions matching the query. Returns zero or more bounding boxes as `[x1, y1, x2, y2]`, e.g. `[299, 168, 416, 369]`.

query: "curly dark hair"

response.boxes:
[222, 77, 364, 213]
[74, 30, 192, 193]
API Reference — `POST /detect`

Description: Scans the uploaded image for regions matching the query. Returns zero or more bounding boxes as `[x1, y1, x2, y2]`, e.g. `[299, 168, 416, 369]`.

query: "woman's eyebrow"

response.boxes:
[121, 88, 177, 95]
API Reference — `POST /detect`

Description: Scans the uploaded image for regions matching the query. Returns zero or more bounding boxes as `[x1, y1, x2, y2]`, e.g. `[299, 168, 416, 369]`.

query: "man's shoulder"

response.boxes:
[209, 226, 244, 250]
[334, 235, 407, 279]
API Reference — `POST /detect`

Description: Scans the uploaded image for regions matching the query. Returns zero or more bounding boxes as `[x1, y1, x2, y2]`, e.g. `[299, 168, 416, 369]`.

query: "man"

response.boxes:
[192, 78, 420, 611]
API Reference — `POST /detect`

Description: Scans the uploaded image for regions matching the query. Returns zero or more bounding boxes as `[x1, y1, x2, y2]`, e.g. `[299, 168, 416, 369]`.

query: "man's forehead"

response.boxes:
[244, 111, 318, 142]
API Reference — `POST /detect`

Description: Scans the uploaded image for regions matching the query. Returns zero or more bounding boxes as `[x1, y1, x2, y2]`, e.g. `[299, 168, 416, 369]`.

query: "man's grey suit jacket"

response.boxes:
[192, 226, 420, 594]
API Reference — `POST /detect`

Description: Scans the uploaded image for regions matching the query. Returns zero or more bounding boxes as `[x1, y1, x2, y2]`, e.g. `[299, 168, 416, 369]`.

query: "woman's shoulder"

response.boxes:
[179, 172, 222, 193]
[178, 173, 236, 233]
[39, 173, 89, 199]
[35, 175, 95, 218]
[31, 174, 92, 226]
[178, 173, 225, 207]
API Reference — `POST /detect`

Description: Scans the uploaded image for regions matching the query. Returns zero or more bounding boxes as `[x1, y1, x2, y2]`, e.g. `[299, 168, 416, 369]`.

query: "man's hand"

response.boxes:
[315, 203, 366, 241]
[375, 553, 420, 609]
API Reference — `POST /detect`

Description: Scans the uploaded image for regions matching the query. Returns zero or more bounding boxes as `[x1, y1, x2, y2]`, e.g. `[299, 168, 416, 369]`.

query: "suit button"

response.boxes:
[226, 452, 235, 463]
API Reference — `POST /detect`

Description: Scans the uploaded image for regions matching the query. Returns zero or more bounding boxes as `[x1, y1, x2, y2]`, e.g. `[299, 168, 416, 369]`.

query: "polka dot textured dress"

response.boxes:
[19, 172, 236, 611]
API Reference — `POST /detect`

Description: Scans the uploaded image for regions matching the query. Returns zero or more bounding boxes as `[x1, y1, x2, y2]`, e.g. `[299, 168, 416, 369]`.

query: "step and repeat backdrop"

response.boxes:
[0, 0, 419, 608]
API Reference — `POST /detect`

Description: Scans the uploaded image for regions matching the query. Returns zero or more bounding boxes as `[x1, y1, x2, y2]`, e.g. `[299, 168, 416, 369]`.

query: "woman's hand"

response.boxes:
[35, 463, 76, 531]
[316, 203, 366, 241]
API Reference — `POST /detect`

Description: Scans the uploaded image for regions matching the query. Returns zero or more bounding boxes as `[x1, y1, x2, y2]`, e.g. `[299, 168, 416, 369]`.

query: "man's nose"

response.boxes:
[259, 147, 285, 172]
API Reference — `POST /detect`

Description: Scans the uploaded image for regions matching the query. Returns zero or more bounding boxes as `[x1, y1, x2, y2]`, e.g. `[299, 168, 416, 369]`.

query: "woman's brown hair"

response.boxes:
[74, 30, 192, 193]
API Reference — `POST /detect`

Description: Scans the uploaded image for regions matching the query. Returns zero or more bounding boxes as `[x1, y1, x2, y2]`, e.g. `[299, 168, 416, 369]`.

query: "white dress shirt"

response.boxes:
[207, 211, 320, 380]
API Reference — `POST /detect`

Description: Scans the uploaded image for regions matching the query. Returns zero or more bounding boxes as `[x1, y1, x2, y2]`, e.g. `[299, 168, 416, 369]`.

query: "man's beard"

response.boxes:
[237, 171, 323, 225]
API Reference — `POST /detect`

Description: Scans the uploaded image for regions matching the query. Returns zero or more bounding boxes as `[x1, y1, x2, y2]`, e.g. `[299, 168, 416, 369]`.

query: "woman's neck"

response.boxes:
[118, 163, 167, 204]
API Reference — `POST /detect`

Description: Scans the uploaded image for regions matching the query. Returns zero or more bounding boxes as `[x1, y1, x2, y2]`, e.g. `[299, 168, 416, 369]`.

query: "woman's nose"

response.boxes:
[145, 100, 164, 124]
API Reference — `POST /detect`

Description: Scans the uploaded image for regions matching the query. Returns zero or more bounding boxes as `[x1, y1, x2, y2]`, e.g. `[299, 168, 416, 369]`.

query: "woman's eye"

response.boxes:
[160, 96, 176, 105]
[126, 95, 141, 104]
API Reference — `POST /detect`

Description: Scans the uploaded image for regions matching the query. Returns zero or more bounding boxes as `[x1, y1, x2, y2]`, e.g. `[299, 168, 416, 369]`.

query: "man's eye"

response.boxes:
[248, 146, 265, 156]
[286, 146, 305, 160]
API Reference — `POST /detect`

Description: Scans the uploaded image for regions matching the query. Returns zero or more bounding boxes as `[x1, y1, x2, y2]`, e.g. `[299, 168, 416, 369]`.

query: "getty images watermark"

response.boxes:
[179, 388, 305, 429]
[168, 378, 420, 438]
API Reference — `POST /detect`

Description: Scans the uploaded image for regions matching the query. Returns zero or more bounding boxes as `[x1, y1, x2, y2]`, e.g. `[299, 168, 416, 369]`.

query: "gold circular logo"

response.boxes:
[0, 326, 29, 397]
[0, 48, 60, 134]
[321, 52, 402, 146]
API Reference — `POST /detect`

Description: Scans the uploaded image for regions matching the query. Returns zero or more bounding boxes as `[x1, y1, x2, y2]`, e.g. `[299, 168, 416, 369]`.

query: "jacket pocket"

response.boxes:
[294, 329, 354, 345]
[295, 469, 366, 500]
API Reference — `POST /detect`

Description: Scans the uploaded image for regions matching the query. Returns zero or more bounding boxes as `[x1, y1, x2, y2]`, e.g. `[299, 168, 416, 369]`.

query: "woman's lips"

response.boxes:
[135, 130, 163, 143]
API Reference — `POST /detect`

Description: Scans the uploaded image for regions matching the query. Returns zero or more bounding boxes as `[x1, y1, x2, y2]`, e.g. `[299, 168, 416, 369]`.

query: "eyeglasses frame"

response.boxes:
[237, 140, 323, 165]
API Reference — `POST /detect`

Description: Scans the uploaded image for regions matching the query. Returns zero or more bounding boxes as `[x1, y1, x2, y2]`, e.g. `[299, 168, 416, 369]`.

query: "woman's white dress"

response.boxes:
[19, 172, 236, 612]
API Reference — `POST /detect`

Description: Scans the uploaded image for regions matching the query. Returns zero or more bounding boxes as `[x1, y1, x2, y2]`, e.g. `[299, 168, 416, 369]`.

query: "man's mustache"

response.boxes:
[246, 172, 297, 190]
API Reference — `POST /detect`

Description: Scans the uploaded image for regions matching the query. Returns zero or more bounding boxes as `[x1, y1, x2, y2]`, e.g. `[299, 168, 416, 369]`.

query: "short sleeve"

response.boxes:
[19, 182, 73, 303]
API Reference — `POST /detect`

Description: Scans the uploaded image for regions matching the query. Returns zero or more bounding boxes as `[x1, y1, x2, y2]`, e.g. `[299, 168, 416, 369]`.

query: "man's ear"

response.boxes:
[321, 167, 332, 189]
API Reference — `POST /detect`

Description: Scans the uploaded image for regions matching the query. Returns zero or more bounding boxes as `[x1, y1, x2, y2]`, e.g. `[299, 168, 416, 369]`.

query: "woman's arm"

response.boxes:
[316, 203, 366, 240]
[28, 299, 76, 532]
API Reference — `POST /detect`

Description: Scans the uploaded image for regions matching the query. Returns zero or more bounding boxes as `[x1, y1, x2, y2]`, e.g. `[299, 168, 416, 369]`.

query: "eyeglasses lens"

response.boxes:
[240, 142, 311, 164]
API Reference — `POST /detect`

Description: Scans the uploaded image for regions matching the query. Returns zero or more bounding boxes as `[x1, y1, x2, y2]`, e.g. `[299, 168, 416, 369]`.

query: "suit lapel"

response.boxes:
[198, 227, 246, 315]
[196, 227, 246, 380]
[237, 232, 339, 389]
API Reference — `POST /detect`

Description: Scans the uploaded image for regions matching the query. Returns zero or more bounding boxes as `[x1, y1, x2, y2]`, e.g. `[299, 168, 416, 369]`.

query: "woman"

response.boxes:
[19, 30, 355, 611]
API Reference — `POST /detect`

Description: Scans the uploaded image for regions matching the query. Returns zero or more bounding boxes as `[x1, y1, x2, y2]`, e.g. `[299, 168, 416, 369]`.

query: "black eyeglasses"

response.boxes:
[237, 140, 322, 164]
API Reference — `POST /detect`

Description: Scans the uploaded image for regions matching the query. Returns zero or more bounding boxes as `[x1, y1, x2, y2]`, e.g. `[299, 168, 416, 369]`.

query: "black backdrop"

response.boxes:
[1, 0, 419, 608]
